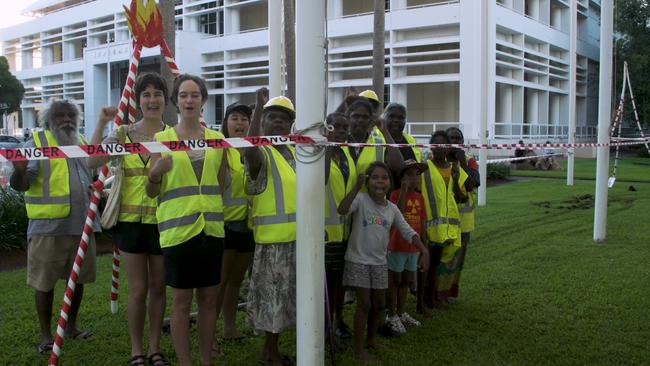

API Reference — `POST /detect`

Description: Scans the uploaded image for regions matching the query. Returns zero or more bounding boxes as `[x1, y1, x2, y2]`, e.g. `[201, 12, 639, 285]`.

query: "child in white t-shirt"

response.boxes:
[338, 161, 429, 362]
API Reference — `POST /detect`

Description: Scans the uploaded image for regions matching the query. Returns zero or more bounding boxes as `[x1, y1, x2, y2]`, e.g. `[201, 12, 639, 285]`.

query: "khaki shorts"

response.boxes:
[27, 234, 97, 292]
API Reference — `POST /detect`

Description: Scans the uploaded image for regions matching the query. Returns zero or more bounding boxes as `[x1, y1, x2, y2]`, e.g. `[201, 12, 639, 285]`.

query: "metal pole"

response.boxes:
[268, 0, 282, 96]
[295, 0, 326, 365]
[478, 0, 489, 206]
[567, 0, 578, 186]
[594, 0, 614, 242]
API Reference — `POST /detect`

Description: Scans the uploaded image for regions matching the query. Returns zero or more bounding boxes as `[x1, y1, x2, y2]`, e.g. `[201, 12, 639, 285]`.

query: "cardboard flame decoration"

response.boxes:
[123, 0, 164, 48]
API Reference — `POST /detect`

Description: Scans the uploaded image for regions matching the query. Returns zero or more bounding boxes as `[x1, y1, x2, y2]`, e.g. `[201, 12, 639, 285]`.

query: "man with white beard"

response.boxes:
[11, 99, 99, 355]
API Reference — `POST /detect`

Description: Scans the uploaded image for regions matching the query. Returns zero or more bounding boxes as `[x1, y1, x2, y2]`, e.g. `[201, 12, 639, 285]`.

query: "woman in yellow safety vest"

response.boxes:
[434, 127, 479, 303]
[346, 98, 403, 177]
[382, 102, 422, 163]
[242, 88, 297, 366]
[89, 73, 171, 366]
[418, 130, 468, 314]
[214, 102, 254, 342]
[146, 74, 225, 366]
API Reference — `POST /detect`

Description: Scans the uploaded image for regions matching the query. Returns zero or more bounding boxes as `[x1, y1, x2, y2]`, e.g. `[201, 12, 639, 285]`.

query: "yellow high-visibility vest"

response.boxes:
[24, 130, 71, 219]
[223, 148, 248, 222]
[403, 132, 422, 162]
[459, 153, 476, 233]
[355, 132, 386, 176]
[154, 128, 225, 248]
[325, 147, 356, 243]
[421, 160, 467, 262]
[249, 146, 296, 244]
[118, 125, 163, 224]
[459, 185, 475, 233]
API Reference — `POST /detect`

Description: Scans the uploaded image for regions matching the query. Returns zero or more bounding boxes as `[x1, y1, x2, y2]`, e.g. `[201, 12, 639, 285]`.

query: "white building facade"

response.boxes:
[0, 0, 601, 143]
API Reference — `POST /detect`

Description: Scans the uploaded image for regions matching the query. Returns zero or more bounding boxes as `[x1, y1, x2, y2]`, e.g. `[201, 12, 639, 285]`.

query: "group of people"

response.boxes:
[10, 72, 478, 366]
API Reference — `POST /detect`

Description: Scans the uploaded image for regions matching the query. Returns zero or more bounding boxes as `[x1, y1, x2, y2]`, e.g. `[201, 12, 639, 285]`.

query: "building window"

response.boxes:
[384, 84, 390, 106]
[385, 0, 390, 11]
[201, 1, 217, 10]
[218, 11, 224, 36]
[215, 94, 224, 124]
[200, 12, 217, 35]
[175, 6, 183, 30]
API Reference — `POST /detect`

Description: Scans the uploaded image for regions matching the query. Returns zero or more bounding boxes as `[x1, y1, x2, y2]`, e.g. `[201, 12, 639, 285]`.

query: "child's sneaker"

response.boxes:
[386, 315, 407, 334]
[399, 312, 421, 327]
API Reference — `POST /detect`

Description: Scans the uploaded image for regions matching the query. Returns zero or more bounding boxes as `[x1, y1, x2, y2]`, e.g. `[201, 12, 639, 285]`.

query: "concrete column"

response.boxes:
[459, 0, 484, 142]
[567, 0, 578, 185]
[499, 85, 513, 123]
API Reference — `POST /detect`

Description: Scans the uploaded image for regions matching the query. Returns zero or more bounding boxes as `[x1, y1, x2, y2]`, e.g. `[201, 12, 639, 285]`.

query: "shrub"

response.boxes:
[487, 163, 511, 180]
[0, 185, 28, 250]
[638, 144, 649, 158]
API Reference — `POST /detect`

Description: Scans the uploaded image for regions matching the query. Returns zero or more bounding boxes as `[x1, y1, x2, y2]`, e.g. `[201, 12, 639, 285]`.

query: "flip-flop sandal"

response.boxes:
[36, 342, 53, 355]
[66, 330, 94, 340]
[148, 352, 172, 366]
[127, 355, 146, 366]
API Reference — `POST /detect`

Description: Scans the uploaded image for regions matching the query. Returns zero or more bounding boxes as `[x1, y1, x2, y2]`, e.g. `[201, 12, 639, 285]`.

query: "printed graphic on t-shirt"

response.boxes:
[363, 215, 390, 229]
[406, 198, 421, 220]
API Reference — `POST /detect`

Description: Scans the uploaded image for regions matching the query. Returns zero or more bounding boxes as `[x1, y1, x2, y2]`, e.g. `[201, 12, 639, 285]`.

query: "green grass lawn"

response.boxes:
[1, 177, 650, 365]
[510, 156, 650, 182]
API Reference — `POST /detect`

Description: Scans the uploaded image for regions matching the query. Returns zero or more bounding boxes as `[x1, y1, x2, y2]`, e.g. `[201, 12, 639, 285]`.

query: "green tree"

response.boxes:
[0, 56, 25, 114]
[615, 0, 650, 127]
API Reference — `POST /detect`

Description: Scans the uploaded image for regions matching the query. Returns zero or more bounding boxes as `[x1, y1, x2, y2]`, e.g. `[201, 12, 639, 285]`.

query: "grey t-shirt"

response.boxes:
[23, 138, 101, 237]
[345, 192, 418, 266]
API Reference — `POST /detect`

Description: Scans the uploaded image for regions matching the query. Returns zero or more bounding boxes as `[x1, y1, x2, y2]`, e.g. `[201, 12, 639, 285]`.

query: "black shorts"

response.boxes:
[325, 241, 347, 273]
[162, 232, 224, 289]
[113, 222, 162, 255]
[223, 226, 255, 253]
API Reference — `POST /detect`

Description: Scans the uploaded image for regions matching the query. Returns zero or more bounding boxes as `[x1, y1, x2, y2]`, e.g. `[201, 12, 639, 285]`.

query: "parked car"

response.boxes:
[0, 135, 21, 149]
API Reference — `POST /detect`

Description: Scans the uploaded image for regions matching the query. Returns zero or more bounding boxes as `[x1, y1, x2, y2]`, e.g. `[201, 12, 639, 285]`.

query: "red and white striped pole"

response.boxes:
[48, 168, 110, 366]
[115, 41, 143, 126]
[110, 245, 121, 314]
[160, 40, 181, 77]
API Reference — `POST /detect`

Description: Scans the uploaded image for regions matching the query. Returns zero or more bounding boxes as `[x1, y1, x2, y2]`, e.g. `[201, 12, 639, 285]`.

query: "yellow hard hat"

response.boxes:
[359, 90, 380, 104]
[264, 96, 296, 119]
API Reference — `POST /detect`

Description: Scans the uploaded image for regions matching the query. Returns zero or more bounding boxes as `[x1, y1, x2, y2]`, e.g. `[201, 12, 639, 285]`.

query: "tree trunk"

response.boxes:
[372, 0, 385, 112]
[283, 0, 296, 102]
[160, 0, 177, 125]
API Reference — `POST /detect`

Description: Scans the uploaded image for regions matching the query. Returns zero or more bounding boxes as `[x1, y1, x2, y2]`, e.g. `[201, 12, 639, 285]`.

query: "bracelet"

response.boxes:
[148, 176, 162, 185]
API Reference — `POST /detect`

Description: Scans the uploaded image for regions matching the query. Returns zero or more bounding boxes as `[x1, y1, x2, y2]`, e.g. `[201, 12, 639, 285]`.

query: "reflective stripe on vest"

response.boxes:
[250, 146, 297, 244]
[24, 130, 71, 219]
[223, 149, 248, 221]
[155, 128, 225, 247]
[403, 132, 422, 162]
[118, 126, 160, 224]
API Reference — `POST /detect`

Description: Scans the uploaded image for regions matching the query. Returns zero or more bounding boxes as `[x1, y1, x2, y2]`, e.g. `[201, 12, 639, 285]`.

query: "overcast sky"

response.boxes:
[0, 1, 39, 31]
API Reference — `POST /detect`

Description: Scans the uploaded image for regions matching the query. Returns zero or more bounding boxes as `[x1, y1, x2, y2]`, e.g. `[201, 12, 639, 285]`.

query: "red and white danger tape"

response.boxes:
[1, 135, 648, 162]
[485, 152, 567, 165]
